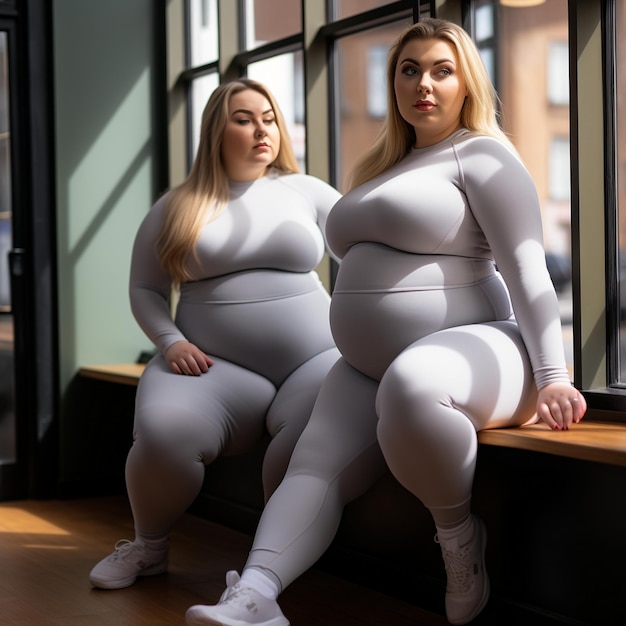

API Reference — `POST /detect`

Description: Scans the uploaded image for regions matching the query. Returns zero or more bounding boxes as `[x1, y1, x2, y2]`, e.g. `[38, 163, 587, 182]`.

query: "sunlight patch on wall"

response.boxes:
[67, 68, 151, 252]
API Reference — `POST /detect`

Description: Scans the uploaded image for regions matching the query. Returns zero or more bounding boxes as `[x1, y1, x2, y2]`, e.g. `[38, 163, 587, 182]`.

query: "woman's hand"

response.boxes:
[164, 341, 214, 376]
[536, 382, 587, 430]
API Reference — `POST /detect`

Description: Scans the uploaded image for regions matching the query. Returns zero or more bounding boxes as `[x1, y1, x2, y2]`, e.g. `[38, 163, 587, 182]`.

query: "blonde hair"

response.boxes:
[349, 18, 514, 190]
[157, 78, 300, 284]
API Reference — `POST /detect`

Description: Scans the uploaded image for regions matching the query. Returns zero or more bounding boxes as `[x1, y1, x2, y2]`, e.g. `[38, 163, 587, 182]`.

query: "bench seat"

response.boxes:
[78, 363, 626, 466]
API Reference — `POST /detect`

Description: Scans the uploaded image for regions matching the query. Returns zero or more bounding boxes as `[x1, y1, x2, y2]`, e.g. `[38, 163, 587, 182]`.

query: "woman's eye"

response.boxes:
[402, 66, 419, 77]
[264, 118, 276, 125]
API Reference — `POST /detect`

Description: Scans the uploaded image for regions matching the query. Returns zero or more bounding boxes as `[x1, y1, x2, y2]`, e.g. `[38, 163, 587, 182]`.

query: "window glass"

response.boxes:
[492, 0, 573, 374]
[366, 45, 388, 118]
[616, 1, 626, 380]
[549, 137, 570, 202]
[248, 51, 305, 171]
[334, 21, 409, 191]
[189, 0, 219, 66]
[190, 72, 220, 162]
[0, 30, 16, 464]
[0, 33, 10, 237]
[332, 0, 398, 20]
[547, 41, 569, 105]
[244, 0, 301, 49]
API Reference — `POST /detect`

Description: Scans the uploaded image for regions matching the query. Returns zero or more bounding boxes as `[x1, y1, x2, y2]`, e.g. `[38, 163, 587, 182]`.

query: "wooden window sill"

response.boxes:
[78, 364, 626, 466]
[477, 421, 626, 467]
[78, 363, 146, 386]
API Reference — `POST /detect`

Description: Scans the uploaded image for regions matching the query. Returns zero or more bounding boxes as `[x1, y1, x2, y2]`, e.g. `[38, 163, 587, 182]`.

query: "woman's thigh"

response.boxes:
[286, 358, 387, 494]
[134, 354, 277, 461]
[379, 320, 538, 431]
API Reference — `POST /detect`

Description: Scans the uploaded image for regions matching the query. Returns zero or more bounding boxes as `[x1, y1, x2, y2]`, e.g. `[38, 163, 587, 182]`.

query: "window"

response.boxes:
[366, 44, 388, 119]
[547, 41, 569, 106]
[187, 0, 220, 164]
[248, 51, 305, 169]
[177, 1, 626, 406]
[334, 21, 410, 190]
[244, 0, 301, 49]
[332, 0, 399, 20]
[474, 2, 496, 84]
[189, 73, 220, 159]
[615, 0, 626, 382]
[486, 0, 573, 374]
[189, 0, 219, 66]
[549, 137, 570, 202]
[0, 29, 15, 463]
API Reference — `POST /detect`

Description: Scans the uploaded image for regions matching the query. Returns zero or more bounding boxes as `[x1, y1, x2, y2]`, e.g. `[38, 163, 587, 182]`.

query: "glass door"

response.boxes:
[0, 30, 16, 470]
[0, 4, 58, 500]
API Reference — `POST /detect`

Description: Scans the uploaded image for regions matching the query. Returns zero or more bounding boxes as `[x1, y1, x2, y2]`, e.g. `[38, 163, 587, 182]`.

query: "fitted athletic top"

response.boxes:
[326, 129, 569, 389]
[130, 169, 341, 357]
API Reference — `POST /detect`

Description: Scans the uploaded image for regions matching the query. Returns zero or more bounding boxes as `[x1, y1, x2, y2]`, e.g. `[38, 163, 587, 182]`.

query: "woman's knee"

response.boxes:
[134, 403, 225, 464]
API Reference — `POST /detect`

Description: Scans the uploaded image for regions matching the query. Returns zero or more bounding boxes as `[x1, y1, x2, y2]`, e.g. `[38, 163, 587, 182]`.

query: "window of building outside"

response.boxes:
[244, 0, 301, 49]
[616, 0, 626, 382]
[549, 137, 570, 202]
[189, 0, 219, 66]
[487, 0, 573, 375]
[366, 44, 388, 118]
[248, 51, 305, 171]
[332, 0, 399, 20]
[547, 40, 569, 106]
[334, 21, 411, 191]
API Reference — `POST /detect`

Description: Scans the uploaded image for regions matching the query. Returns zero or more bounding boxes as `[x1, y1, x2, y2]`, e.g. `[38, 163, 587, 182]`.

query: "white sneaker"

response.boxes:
[185, 571, 289, 626]
[436, 516, 490, 624]
[89, 539, 168, 589]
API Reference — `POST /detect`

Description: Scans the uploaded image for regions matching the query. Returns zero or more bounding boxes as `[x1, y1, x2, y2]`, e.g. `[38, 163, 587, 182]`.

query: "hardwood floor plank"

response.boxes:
[0, 496, 447, 625]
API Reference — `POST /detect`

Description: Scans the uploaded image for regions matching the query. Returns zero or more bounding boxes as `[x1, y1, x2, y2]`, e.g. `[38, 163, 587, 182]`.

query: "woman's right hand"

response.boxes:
[164, 341, 214, 376]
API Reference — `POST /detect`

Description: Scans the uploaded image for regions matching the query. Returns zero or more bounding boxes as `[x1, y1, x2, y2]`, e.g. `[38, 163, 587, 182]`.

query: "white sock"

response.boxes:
[240, 568, 280, 600]
[134, 533, 169, 551]
[436, 514, 474, 545]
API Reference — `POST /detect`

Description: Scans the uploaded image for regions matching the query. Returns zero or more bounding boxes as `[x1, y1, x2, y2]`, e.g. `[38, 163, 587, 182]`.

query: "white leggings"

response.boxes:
[245, 320, 537, 591]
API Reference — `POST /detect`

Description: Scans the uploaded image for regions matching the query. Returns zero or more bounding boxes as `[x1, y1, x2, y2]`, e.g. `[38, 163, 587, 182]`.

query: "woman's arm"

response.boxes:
[461, 137, 585, 427]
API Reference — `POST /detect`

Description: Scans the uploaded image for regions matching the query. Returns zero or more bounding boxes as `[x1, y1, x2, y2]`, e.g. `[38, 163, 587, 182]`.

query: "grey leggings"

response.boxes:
[126, 281, 339, 540]
[245, 320, 537, 591]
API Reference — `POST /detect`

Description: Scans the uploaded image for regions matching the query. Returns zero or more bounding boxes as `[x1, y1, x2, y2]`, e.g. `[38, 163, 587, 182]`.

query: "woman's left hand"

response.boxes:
[536, 382, 587, 430]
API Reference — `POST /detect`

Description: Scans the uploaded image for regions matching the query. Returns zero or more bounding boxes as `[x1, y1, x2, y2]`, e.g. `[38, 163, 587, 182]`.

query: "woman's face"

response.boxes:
[393, 37, 468, 148]
[221, 88, 281, 181]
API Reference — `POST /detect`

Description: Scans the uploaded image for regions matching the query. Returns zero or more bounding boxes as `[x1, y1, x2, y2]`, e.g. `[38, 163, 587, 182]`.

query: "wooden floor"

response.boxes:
[0, 495, 448, 626]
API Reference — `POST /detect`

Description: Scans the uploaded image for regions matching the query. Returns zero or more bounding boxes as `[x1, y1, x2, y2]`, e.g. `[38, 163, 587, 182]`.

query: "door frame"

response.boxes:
[0, 0, 58, 500]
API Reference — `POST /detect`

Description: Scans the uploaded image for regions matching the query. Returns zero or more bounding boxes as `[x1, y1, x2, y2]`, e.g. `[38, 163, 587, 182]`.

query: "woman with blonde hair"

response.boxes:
[186, 19, 586, 626]
[89, 78, 341, 590]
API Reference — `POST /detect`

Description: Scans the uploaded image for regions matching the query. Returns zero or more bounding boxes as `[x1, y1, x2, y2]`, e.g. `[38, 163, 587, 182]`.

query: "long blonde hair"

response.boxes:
[349, 18, 514, 190]
[157, 78, 300, 284]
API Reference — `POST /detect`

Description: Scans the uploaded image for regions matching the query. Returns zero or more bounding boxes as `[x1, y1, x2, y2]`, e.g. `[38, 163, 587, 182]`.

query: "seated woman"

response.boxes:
[89, 79, 341, 591]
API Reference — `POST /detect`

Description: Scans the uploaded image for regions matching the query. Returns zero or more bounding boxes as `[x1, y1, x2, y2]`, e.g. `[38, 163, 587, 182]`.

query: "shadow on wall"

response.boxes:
[54, 0, 162, 389]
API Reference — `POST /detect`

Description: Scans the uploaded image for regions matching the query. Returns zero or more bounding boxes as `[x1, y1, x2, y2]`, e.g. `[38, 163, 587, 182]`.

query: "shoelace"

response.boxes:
[220, 584, 259, 614]
[111, 539, 139, 560]
[436, 537, 476, 594]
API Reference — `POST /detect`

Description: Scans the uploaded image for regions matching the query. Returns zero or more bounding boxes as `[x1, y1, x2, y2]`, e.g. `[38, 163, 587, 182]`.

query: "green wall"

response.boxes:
[53, 0, 161, 391]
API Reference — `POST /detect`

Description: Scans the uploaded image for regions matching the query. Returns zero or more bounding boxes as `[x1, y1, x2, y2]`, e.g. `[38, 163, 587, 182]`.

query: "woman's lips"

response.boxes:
[414, 101, 435, 111]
